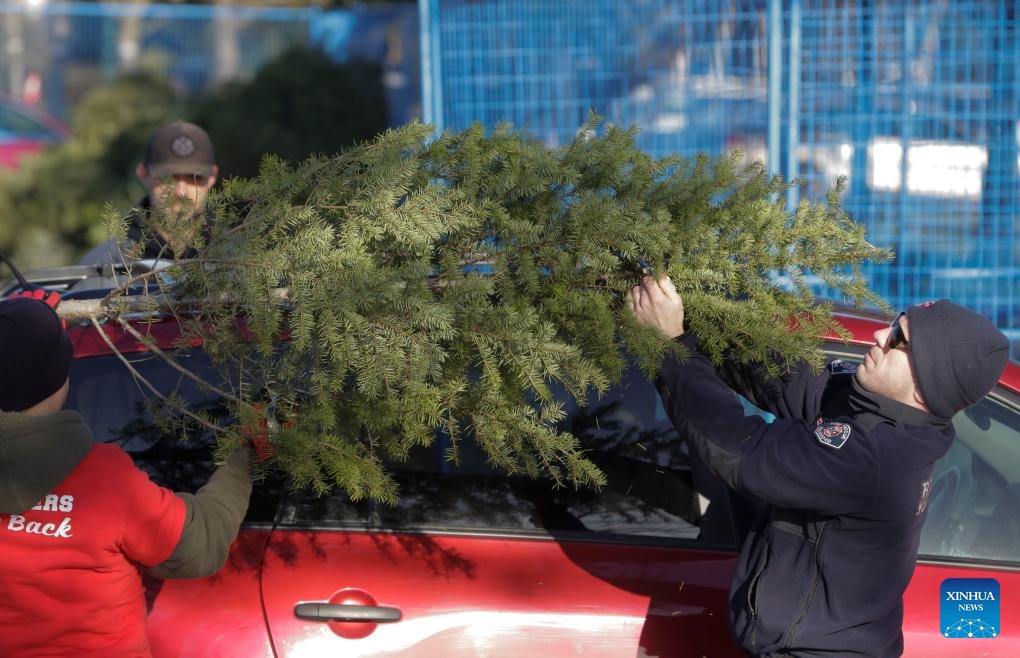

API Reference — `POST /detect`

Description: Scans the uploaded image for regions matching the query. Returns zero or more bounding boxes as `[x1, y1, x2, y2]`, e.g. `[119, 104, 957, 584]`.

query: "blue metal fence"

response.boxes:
[420, 0, 1020, 357]
[0, 1, 419, 127]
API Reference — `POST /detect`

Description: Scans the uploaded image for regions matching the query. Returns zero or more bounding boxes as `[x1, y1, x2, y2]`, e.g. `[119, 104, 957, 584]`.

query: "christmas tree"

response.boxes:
[78, 117, 890, 501]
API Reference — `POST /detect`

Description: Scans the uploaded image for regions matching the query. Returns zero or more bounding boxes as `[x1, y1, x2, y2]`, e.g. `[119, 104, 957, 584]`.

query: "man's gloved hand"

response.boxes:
[239, 403, 279, 463]
[9, 288, 66, 328]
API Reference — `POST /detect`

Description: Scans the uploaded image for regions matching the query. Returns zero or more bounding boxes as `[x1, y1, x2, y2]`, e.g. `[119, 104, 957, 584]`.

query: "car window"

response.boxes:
[919, 391, 1020, 564]
[283, 365, 732, 546]
[0, 105, 50, 138]
[65, 349, 279, 524]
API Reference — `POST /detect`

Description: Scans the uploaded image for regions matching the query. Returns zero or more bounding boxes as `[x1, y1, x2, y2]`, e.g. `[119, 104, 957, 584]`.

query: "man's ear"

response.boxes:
[136, 163, 150, 185]
[208, 165, 220, 187]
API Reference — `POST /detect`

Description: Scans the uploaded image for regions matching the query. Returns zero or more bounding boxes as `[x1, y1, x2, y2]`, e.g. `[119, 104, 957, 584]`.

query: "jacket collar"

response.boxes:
[847, 376, 951, 431]
[0, 410, 93, 514]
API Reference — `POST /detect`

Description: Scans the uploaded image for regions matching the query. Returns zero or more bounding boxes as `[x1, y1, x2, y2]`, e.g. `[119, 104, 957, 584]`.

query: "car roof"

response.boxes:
[0, 261, 175, 298]
[0, 264, 120, 296]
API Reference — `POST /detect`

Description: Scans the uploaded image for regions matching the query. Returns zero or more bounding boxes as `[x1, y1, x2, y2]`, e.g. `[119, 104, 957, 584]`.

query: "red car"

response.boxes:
[8, 266, 1020, 657]
[0, 95, 69, 169]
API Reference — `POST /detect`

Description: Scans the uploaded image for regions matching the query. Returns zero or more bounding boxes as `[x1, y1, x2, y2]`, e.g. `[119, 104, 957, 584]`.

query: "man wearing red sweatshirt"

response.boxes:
[0, 296, 252, 657]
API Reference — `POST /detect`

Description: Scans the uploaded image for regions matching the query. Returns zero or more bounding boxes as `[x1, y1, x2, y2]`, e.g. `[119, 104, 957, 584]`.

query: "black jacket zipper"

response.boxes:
[781, 521, 830, 650]
[746, 544, 770, 651]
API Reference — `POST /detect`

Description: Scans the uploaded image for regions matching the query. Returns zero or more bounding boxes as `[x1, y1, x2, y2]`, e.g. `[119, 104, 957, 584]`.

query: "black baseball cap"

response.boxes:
[143, 120, 217, 178]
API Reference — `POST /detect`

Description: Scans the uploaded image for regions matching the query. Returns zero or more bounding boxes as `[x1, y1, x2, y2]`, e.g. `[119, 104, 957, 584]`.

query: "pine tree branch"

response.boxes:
[80, 118, 890, 501]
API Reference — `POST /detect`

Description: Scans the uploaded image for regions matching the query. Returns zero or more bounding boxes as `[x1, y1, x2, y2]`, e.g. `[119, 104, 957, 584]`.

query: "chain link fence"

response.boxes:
[420, 0, 1019, 356]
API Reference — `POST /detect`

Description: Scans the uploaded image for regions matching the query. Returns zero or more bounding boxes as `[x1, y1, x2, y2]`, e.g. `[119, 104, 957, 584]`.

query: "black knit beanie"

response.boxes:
[0, 297, 73, 412]
[906, 299, 1009, 419]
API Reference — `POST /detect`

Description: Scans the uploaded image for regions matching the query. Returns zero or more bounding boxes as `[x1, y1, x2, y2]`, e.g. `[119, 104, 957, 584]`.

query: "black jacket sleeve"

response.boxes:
[714, 347, 831, 421]
[656, 335, 878, 516]
[148, 446, 253, 579]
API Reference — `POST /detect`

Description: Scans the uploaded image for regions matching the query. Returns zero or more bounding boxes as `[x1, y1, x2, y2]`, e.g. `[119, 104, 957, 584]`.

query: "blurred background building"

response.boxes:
[0, 0, 418, 268]
[0, 0, 419, 126]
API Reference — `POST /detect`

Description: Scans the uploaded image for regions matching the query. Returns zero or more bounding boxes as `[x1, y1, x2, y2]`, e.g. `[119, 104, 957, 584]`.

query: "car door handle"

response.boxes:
[294, 603, 402, 623]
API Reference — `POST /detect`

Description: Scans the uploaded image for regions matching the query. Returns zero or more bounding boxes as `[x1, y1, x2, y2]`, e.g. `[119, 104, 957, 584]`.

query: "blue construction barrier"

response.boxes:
[420, 0, 1019, 357]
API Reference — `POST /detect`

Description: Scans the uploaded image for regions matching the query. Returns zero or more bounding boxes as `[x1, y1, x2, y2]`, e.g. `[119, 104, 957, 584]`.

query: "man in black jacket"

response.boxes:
[80, 120, 219, 265]
[629, 276, 1009, 657]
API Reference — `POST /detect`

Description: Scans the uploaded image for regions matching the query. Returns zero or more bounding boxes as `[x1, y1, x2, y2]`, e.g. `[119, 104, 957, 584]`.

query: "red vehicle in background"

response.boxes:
[0, 95, 69, 169]
[3, 264, 1020, 657]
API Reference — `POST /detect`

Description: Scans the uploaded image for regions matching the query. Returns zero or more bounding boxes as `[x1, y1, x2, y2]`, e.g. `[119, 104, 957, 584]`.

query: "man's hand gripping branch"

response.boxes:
[628, 275, 685, 339]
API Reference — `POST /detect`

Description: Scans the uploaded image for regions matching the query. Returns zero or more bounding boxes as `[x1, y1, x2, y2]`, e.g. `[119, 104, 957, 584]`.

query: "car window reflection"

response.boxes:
[285, 366, 706, 542]
[920, 394, 1020, 564]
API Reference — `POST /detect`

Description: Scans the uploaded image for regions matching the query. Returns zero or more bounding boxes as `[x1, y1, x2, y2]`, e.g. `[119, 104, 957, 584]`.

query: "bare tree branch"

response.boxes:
[114, 317, 236, 400]
[87, 316, 226, 437]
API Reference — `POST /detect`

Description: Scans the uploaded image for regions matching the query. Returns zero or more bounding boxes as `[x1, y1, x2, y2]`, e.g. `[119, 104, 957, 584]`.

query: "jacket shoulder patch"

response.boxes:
[828, 359, 858, 375]
[814, 421, 852, 449]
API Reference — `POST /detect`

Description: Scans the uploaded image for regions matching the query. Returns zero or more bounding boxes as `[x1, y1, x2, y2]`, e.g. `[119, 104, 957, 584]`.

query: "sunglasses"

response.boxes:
[886, 312, 910, 351]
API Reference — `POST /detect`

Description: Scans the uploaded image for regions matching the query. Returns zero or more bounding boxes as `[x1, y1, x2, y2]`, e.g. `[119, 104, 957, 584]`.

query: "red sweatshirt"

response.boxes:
[0, 443, 185, 657]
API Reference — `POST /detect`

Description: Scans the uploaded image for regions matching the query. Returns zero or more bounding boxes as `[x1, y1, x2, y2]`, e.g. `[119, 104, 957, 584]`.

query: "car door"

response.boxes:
[259, 365, 741, 657]
[66, 329, 740, 657]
